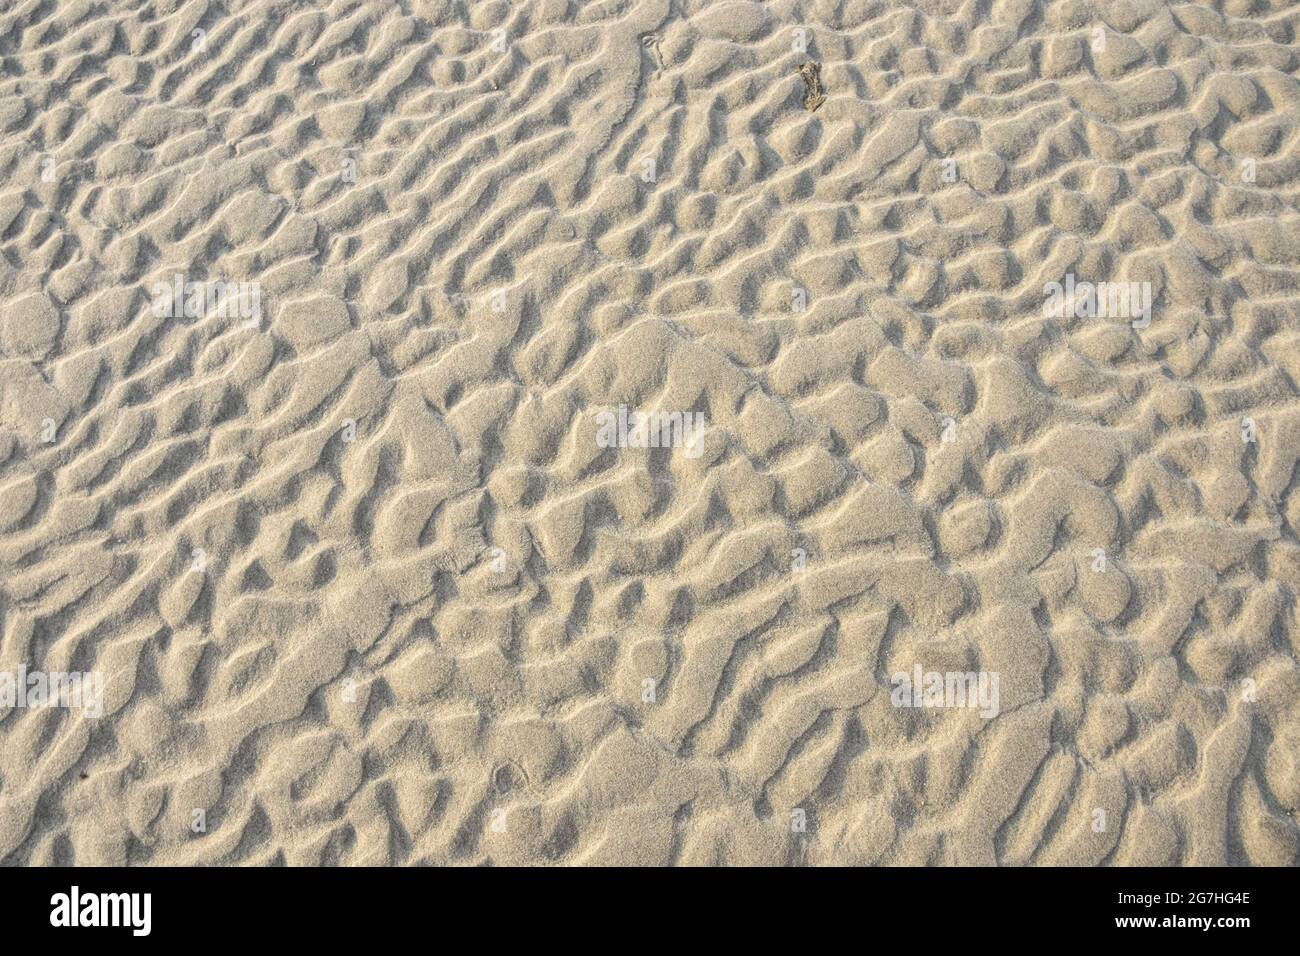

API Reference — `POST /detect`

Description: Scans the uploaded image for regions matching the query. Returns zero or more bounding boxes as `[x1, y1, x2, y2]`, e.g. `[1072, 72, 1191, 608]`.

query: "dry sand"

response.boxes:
[1, 0, 1299, 866]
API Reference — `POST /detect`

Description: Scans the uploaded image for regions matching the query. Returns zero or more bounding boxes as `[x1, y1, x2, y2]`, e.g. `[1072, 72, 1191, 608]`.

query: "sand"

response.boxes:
[0, 0, 1298, 866]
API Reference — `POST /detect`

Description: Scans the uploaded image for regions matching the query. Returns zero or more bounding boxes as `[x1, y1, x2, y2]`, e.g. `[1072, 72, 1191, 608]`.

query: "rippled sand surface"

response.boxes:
[1, 0, 1299, 865]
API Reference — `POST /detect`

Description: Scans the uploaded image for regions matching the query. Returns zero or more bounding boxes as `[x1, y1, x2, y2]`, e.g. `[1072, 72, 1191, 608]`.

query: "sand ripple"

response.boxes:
[1, 0, 1298, 865]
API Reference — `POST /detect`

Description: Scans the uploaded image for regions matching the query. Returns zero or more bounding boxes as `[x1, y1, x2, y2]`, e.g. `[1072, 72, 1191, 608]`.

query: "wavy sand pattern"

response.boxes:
[1, 0, 1299, 866]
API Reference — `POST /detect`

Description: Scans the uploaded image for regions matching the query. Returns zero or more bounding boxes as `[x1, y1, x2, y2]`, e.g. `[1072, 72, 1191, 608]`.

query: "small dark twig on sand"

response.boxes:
[797, 61, 826, 112]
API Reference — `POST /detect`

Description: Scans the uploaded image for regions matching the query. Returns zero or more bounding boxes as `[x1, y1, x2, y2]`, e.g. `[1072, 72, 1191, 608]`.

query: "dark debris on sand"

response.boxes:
[797, 61, 826, 112]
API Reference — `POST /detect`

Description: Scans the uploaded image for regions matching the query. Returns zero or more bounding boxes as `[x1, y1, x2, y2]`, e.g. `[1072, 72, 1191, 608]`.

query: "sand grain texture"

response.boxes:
[1, 0, 1299, 866]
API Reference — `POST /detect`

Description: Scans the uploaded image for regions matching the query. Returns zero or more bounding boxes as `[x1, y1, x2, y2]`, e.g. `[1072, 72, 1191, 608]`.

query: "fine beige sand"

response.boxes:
[1, 0, 1299, 866]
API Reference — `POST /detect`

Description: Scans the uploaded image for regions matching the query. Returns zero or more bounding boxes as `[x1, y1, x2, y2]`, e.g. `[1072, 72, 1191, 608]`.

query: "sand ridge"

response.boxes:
[0, 0, 1298, 865]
